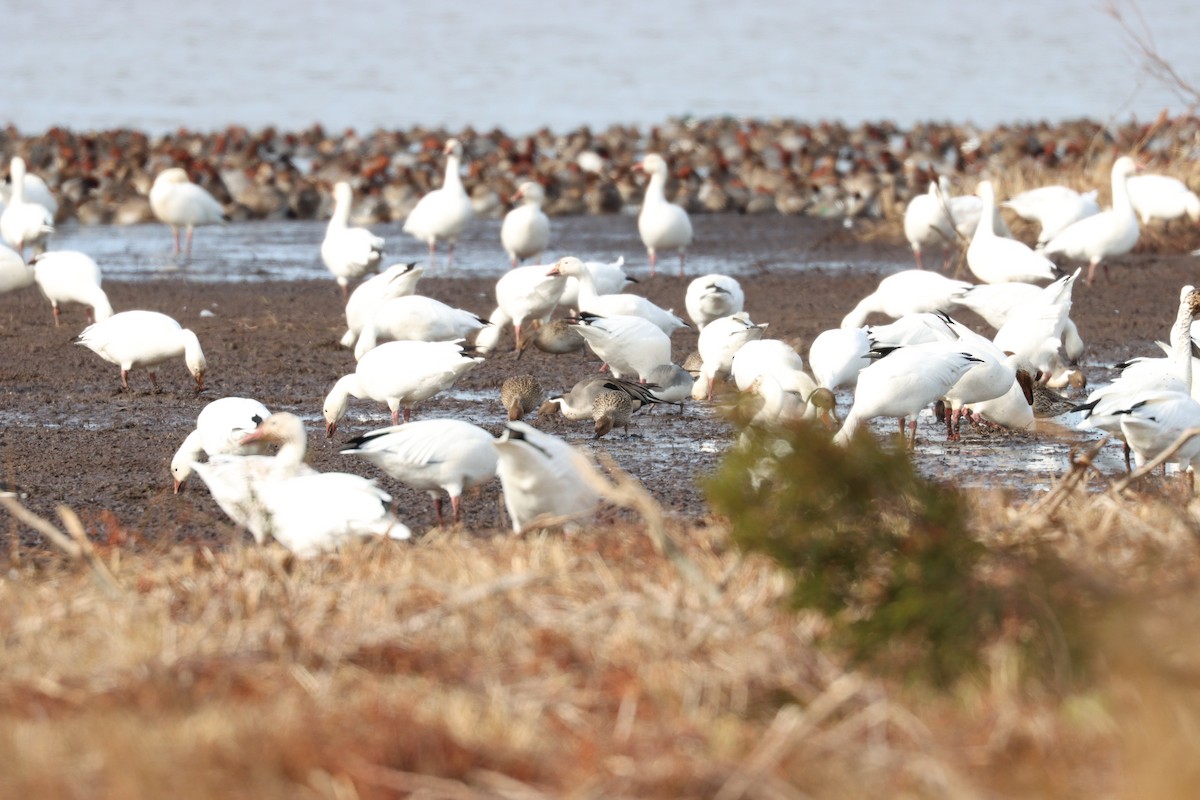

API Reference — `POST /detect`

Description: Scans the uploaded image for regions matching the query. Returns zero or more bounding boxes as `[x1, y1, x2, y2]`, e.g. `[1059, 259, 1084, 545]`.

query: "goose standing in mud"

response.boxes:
[148, 167, 227, 258]
[75, 310, 206, 392]
[636, 153, 693, 276]
[321, 181, 385, 300]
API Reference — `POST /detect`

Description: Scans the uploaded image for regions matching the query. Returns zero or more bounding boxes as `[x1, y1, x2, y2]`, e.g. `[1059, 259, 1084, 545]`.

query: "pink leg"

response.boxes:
[120, 369, 130, 390]
[451, 494, 462, 524]
[392, 408, 400, 426]
[171, 228, 181, 256]
[403, 407, 412, 423]
[185, 227, 195, 258]
[447, 241, 456, 269]
[1086, 259, 1100, 286]
[913, 248, 925, 270]
[678, 251, 686, 277]
[434, 496, 445, 528]
[648, 250, 657, 277]
[52, 304, 61, 327]
[598, 363, 609, 373]
[908, 418, 918, 450]
[428, 240, 437, 269]
[513, 322, 523, 352]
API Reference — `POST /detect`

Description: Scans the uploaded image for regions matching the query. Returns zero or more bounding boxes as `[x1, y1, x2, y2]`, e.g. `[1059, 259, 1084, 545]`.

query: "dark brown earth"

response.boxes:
[0, 218, 1195, 549]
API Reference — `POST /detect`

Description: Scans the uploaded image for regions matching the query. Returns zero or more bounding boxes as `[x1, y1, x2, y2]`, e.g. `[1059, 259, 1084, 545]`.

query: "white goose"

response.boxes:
[353, 295, 487, 360]
[75, 310, 206, 392]
[31, 251, 113, 326]
[0, 243, 33, 294]
[1125, 174, 1200, 226]
[992, 269, 1080, 376]
[558, 256, 633, 312]
[148, 167, 227, 257]
[967, 181, 1058, 284]
[833, 342, 982, 448]
[952, 281, 1085, 364]
[733, 341, 835, 425]
[808, 326, 872, 390]
[340, 261, 424, 348]
[193, 413, 409, 557]
[493, 421, 601, 534]
[570, 313, 672, 382]
[501, 181, 551, 267]
[1039, 156, 1140, 285]
[494, 263, 568, 349]
[931, 314, 1020, 439]
[340, 419, 498, 527]
[403, 138, 474, 268]
[170, 396, 272, 492]
[323, 340, 483, 435]
[1118, 389, 1200, 472]
[840, 269, 971, 328]
[636, 153, 693, 276]
[965, 370, 1037, 432]
[685, 274, 745, 330]
[1, 157, 54, 260]
[0, 163, 57, 217]
[903, 180, 962, 269]
[321, 182, 385, 299]
[1001, 185, 1100, 244]
[693, 311, 768, 400]
[548, 256, 686, 335]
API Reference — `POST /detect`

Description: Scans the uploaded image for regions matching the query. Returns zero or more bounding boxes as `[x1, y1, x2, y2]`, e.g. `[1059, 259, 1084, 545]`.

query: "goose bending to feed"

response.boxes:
[685, 274, 744, 330]
[501, 374, 545, 420]
[170, 396, 272, 492]
[494, 263, 568, 350]
[340, 419, 498, 527]
[321, 182, 385, 300]
[493, 421, 601, 534]
[75, 310, 206, 392]
[353, 295, 487, 360]
[903, 179, 975, 269]
[323, 340, 483, 435]
[341, 262, 424, 348]
[967, 181, 1058, 285]
[148, 167, 227, 257]
[1, 157, 55, 260]
[694, 312, 768, 400]
[840, 269, 971, 328]
[1125, 174, 1200, 227]
[833, 342, 983, 449]
[1002, 185, 1100, 244]
[992, 269, 1080, 377]
[501, 181, 551, 267]
[1118, 389, 1200, 473]
[952, 281, 1085, 364]
[569, 312, 672, 381]
[636, 153, 693, 276]
[540, 376, 664, 421]
[808, 326, 872, 390]
[403, 138, 474, 268]
[1039, 156, 1140, 285]
[0, 243, 32, 294]
[548, 256, 687, 335]
[31, 251, 113, 326]
[193, 413, 410, 557]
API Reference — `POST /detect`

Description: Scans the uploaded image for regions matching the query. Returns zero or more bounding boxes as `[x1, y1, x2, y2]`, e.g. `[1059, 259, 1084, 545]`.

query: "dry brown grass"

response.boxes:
[5, 452, 1200, 798]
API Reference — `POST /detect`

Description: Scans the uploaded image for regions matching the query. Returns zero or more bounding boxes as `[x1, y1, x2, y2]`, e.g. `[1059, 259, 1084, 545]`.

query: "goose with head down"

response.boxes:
[170, 396, 272, 493]
[493, 421, 601, 534]
[75, 310, 206, 392]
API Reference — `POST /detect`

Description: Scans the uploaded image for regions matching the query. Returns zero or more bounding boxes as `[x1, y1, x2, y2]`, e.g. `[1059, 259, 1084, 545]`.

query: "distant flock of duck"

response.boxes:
[2, 141, 1199, 557]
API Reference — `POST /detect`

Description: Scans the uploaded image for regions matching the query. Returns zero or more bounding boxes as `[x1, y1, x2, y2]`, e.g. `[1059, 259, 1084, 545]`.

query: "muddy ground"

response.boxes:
[0, 217, 1195, 548]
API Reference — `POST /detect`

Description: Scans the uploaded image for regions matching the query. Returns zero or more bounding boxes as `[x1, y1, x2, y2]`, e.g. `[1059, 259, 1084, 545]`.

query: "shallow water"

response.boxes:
[53, 214, 893, 282]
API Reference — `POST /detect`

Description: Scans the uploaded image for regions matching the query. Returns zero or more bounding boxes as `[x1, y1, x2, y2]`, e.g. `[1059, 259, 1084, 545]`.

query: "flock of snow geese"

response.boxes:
[3, 143, 1200, 557]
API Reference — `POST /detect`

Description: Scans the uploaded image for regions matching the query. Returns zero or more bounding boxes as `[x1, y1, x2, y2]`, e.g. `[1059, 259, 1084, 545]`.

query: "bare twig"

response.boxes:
[0, 497, 122, 596]
[1112, 426, 1200, 493]
[1105, 1, 1200, 107]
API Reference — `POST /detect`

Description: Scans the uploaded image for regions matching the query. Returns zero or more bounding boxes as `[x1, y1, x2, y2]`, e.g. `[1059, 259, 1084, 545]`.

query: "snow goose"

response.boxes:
[1001, 185, 1100, 244]
[0, 162, 57, 217]
[1125, 174, 1200, 226]
[570, 312, 672, 381]
[929, 314, 1020, 439]
[323, 340, 483, 435]
[340, 419, 498, 527]
[31, 251, 113, 326]
[992, 269, 1080, 377]
[75, 310, 206, 392]
[635, 153, 693, 276]
[548, 256, 687, 335]
[685, 274, 745, 330]
[170, 396, 272, 492]
[341, 261, 424, 348]
[500, 374, 545, 421]
[1, 157, 54, 260]
[953, 281, 1085, 363]
[539, 376, 663, 421]
[558, 256, 633, 312]
[473, 306, 511, 355]
[903, 180, 960, 269]
[321, 181, 385, 300]
[965, 369, 1036, 431]
[494, 263, 568, 350]
[833, 343, 983, 448]
[966, 181, 1058, 285]
[1118, 389, 1200, 472]
[840, 269, 971, 328]
[808, 326, 872, 390]
[516, 318, 586, 357]
[403, 138, 474, 269]
[493, 421, 601, 534]
[148, 167, 227, 258]
[353, 295, 487, 360]
[693, 311, 768, 400]
[730, 339, 805, 391]
[1039, 156, 1140, 285]
[219, 412, 409, 556]
[0, 243, 33, 294]
[501, 181, 551, 267]
[745, 373, 837, 429]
